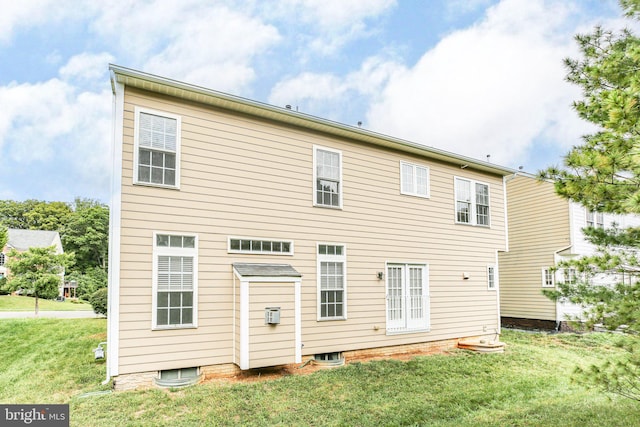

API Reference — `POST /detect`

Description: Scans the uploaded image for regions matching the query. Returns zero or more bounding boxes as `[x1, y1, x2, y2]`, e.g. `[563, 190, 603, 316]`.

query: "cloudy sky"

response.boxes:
[0, 0, 630, 203]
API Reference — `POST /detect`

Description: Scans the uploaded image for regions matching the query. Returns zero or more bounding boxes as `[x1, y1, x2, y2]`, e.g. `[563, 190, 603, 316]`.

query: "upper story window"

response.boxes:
[317, 244, 346, 320]
[455, 177, 490, 226]
[400, 161, 430, 198]
[134, 107, 181, 188]
[314, 146, 342, 208]
[586, 211, 604, 228]
[562, 267, 577, 285]
[153, 233, 197, 329]
[542, 268, 555, 288]
[228, 237, 293, 255]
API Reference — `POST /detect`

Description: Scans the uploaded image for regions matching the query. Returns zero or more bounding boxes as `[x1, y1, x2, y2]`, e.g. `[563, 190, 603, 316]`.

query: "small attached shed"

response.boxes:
[233, 263, 302, 370]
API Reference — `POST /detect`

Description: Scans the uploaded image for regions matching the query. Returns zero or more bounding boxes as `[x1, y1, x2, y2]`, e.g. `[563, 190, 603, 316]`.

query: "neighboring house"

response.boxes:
[0, 229, 65, 295]
[499, 173, 640, 330]
[107, 65, 515, 390]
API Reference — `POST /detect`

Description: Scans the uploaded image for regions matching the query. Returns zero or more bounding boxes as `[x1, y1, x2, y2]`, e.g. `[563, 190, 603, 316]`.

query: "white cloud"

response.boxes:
[268, 0, 396, 56]
[366, 0, 596, 169]
[281, 0, 396, 29]
[89, 1, 280, 93]
[445, 0, 496, 18]
[0, 58, 112, 201]
[269, 55, 405, 119]
[0, 0, 86, 44]
[59, 52, 115, 82]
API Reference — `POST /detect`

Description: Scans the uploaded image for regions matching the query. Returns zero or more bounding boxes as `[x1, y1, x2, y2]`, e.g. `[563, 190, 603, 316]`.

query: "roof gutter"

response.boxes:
[109, 64, 516, 177]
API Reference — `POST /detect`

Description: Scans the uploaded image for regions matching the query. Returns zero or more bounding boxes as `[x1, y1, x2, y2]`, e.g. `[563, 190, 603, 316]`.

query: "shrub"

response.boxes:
[89, 287, 108, 316]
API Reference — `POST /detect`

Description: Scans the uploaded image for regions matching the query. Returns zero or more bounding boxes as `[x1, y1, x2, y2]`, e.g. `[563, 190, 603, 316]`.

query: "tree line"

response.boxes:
[0, 198, 109, 311]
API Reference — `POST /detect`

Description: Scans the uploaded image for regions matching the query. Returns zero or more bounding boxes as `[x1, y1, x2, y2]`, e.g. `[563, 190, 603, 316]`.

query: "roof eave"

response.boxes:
[109, 64, 516, 177]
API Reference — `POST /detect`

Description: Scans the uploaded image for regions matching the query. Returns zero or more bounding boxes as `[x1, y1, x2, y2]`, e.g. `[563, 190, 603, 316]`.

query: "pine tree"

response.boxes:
[541, 0, 640, 401]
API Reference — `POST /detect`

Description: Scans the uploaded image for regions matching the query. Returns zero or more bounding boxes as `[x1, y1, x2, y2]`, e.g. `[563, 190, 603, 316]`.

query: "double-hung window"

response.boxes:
[314, 146, 342, 208]
[542, 268, 555, 288]
[562, 267, 577, 285]
[455, 177, 490, 226]
[586, 211, 604, 228]
[400, 161, 430, 198]
[386, 263, 429, 333]
[134, 107, 181, 188]
[153, 233, 197, 328]
[317, 244, 346, 320]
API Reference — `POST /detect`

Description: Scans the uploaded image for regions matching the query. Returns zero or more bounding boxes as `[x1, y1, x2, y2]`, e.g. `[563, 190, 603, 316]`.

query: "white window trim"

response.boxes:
[542, 268, 555, 288]
[227, 236, 294, 255]
[400, 161, 430, 199]
[561, 267, 577, 285]
[487, 265, 497, 290]
[313, 145, 343, 209]
[385, 262, 430, 334]
[152, 232, 198, 330]
[316, 243, 347, 321]
[586, 210, 604, 228]
[454, 176, 491, 227]
[133, 106, 182, 189]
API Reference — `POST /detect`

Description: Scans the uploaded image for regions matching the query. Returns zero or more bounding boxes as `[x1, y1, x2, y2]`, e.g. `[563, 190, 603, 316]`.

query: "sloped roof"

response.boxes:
[233, 263, 302, 278]
[7, 229, 62, 252]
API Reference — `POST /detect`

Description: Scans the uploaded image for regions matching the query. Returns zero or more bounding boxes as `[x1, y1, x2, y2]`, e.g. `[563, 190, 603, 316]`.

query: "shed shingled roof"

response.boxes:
[233, 263, 302, 278]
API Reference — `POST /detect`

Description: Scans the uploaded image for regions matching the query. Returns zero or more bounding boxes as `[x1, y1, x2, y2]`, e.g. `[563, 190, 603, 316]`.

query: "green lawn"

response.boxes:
[1, 318, 639, 426]
[0, 295, 92, 311]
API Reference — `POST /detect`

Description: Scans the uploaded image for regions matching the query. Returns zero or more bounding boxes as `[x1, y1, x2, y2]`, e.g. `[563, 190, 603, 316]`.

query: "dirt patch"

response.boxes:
[202, 347, 457, 386]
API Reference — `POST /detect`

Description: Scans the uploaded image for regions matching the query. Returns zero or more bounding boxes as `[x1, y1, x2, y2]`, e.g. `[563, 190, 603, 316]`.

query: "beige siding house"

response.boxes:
[499, 173, 640, 330]
[107, 65, 514, 390]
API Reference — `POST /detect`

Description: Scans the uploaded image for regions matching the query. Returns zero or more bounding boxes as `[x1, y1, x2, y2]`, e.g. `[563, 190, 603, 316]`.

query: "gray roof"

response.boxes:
[233, 263, 302, 278]
[7, 229, 62, 252]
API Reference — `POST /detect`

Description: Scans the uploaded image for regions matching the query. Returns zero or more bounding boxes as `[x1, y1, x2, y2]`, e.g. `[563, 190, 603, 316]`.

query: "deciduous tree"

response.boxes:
[61, 198, 109, 272]
[6, 246, 73, 314]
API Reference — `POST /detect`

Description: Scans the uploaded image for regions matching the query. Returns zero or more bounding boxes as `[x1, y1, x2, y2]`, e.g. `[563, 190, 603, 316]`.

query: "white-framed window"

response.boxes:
[455, 177, 490, 226]
[134, 107, 181, 188]
[562, 267, 577, 285]
[228, 237, 294, 255]
[542, 268, 555, 288]
[400, 161, 430, 198]
[386, 263, 429, 333]
[586, 211, 604, 228]
[313, 145, 342, 208]
[317, 243, 346, 320]
[487, 265, 497, 290]
[153, 232, 198, 329]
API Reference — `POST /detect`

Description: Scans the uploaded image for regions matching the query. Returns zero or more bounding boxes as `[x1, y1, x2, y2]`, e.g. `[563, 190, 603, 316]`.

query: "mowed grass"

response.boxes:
[1, 319, 639, 427]
[0, 295, 92, 311]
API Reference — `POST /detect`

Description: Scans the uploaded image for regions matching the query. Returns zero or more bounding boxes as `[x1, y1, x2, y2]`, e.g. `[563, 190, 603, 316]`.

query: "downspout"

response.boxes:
[105, 70, 125, 386]
[553, 244, 573, 332]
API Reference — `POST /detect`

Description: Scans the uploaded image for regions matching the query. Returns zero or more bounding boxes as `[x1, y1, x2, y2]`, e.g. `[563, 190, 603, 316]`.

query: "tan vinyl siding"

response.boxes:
[499, 175, 571, 321]
[116, 87, 507, 374]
